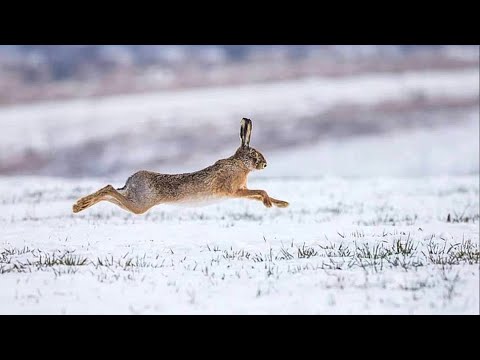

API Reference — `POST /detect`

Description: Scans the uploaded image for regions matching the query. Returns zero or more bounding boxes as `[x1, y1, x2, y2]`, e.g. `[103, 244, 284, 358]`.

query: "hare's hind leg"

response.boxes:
[72, 185, 110, 213]
[73, 185, 147, 214]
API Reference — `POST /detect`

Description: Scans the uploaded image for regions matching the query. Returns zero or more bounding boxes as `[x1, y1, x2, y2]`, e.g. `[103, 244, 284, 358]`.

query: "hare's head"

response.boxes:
[233, 118, 267, 171]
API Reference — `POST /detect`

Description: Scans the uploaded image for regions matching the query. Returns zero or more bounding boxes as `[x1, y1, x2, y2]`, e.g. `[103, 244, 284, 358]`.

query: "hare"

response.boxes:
[72, 118, 289, 215]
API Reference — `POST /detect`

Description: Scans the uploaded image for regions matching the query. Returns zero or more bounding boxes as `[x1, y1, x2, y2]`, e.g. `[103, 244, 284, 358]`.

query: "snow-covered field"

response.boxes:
[0, 66, 478, 314]
[0, 175, 478, 314]
[2, 68, 477, 155]
[262, 112, 479, 178]
[1, 68, 478, 177]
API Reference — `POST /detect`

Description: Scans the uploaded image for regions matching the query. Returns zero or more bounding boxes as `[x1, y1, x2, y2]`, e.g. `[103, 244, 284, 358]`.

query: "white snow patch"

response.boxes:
[0, 175, 478, 314]
[0, 68, 477, 157]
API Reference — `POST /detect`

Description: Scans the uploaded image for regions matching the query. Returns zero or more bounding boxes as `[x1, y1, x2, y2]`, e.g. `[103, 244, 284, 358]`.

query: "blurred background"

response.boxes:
[0, 45, 478, 179]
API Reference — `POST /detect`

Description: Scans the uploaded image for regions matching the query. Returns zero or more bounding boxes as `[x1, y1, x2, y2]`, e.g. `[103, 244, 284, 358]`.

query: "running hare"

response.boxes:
[72, 118, 289, 214]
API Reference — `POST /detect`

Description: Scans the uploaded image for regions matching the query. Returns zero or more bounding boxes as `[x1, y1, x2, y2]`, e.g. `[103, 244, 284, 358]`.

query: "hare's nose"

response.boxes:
[263, 163, 267, 168]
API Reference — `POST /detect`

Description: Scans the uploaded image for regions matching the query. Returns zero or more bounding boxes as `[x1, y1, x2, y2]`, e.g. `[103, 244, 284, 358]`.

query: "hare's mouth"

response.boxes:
[256, 162, 267, 170]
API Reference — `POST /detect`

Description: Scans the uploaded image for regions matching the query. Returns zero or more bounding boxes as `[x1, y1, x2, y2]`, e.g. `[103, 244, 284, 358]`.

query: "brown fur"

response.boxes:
[73, 118, 289, 214]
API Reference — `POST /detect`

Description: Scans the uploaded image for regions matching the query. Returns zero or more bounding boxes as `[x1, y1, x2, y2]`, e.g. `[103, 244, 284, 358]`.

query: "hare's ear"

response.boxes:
[240, 118, 252, 148]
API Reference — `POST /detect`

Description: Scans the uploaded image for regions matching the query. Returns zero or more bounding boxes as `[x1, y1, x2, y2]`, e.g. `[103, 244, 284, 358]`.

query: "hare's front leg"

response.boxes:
[235, 189, 289, 208]
[269, 197, 289, 208]
[234, 189, 290, 208]
[234, 189, 272, 207]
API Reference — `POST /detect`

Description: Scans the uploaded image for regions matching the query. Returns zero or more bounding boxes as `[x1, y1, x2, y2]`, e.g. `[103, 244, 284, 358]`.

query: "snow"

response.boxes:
[1, 68, 478, 158]
[1, 175, 478, 314]
[0, 66, 478, 314]
[260, 112, 479, 178]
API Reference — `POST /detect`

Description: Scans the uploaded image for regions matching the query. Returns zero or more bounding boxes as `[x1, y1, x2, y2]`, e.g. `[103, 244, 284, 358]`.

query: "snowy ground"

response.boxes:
[261, 112, 479, 178]
[1, 66, 478, 314]
[1, 68, 478, 177]
[2, 68, 477, 155]
[1, 175, 478, 314]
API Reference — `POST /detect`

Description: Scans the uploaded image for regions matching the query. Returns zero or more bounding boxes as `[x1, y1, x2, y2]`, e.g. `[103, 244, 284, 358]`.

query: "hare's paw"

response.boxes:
[273, 200, 289, 208]
[72, 198, 92, 213]
[72, 202, 83, 213]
